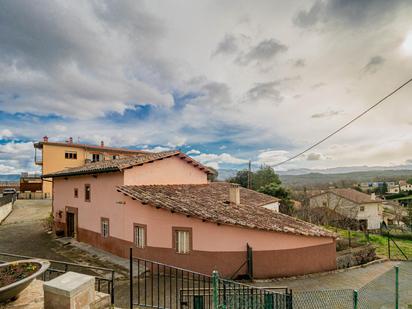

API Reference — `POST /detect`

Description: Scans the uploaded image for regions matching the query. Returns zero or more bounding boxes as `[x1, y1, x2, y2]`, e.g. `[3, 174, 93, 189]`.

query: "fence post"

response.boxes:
[111, 270, 115, 305]
[395, 266, 399, 309]
[130, 247, 133, 309]
[388, 232, 391, 260]
[353, 290, 358, 309]
[212, 271, 219, 309]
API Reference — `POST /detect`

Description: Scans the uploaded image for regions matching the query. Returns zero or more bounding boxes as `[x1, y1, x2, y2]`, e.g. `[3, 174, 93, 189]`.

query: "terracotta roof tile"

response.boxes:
[117, 182, 335, 238]
[43, 151, 214, 177]
[311, 188, 383, 204]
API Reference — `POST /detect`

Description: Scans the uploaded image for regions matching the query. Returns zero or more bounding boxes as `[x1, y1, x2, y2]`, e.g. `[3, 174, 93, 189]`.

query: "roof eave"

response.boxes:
[42, 167, 121, 178]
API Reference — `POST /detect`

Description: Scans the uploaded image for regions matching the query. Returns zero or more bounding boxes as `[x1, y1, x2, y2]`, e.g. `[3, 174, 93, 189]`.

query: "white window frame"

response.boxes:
[101, 218, 109, 238]
[134, 225, 146, 248]
[175, 230, 190, 254]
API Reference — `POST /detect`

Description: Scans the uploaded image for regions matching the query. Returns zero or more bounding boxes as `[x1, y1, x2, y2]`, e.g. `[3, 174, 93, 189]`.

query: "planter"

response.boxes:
[0, 259, 50, 303]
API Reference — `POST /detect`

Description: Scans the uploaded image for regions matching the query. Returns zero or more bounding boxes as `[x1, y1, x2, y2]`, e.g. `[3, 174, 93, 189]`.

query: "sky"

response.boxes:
[1, 0, 412, 174]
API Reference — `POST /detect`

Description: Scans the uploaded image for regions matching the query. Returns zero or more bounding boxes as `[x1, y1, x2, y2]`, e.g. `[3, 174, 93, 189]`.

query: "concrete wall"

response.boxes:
[0, 202, 12, 223]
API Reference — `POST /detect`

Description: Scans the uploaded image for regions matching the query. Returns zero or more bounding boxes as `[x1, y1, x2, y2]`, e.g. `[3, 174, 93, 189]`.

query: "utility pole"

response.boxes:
[247, 160, 251, 189]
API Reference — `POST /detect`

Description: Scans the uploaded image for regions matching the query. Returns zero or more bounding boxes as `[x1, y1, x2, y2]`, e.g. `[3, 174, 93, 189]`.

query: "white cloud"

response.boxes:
[186, 149, 201, 155]
[191, 153, 249, 168]
[256, 150, 290, 166]
[0, 129, 13, 139]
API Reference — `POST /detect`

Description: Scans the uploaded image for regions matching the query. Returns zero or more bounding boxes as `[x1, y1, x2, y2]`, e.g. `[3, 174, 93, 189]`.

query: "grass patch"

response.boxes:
[326, 226, 412, 259]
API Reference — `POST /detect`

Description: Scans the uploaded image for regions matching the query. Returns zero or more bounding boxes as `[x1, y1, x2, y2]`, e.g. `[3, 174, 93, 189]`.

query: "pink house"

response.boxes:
[45, 150, 336, 279]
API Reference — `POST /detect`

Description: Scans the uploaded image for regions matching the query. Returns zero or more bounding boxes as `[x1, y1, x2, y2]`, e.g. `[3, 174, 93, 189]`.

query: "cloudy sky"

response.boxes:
[1, 0, 412, 174]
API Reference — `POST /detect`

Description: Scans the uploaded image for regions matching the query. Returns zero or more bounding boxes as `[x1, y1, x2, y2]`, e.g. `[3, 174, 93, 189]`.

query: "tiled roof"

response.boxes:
[43, 151, 214, 178]
[117, 182, 335, 238]
[312, 188, 383, 204]
[34, 141, 147, 154]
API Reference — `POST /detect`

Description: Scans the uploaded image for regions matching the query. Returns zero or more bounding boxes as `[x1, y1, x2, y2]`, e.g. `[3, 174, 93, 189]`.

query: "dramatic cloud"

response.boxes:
[1, 0, 412, 173]
[236, 39, 287, 65]
[0, 1, 174, 119]
[213, 34, 239, 56]
[363, 56, 386, 74]
[245, 82, 283, 103]
[294, 0, 407, 29]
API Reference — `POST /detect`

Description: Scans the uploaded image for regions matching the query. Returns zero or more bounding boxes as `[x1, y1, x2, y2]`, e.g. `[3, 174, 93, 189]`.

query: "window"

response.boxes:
[174, 229, 191, 254]
[101, 218, 109, 238]
[92, 153, 102, 162]
[134, 224, 146, 248]
[360, 205, 365, 212]
[74, 188, 78, 198]
[112, 155, 119, 160]
[85, 184, 91, 202]
[65, 151, 77, 160]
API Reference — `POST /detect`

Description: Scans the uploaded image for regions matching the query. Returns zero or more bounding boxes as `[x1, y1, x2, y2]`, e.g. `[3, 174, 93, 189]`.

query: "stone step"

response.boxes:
[91, 292, 111, 309]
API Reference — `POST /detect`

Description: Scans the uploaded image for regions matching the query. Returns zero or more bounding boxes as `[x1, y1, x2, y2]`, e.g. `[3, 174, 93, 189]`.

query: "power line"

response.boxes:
[272, 78, 412, 167]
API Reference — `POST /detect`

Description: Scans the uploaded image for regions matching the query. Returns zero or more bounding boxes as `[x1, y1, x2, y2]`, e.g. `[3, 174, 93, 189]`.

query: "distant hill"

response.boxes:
[217, 167, 412, 189]
[280, 170, 412, 189]
[0, 174, 20, 182]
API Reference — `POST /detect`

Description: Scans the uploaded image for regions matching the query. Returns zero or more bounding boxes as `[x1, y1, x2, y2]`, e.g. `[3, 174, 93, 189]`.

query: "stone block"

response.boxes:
[43, 272, 95, 309]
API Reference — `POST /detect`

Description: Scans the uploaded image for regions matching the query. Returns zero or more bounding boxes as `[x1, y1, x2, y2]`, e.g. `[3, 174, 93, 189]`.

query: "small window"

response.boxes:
[92, 153, 102, 162]
[65, 151, 77, 160]
[175, 229, 190, 254]
[101, 218, 109, 238]
[360, 205, 365, 212]
[85, 184, 91, 202]
[74, 188, 78, 198]
[134, 224, 146, 248]
[112, 155, 119, 160]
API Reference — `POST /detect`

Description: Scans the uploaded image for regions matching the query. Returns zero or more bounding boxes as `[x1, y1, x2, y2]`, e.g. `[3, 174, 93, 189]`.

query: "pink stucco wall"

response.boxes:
[53, 170, 333, 252]
[123, 156, 207, 185]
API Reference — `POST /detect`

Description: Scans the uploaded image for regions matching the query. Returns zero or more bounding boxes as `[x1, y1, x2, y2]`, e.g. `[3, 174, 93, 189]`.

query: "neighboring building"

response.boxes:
[34, 136, 146, 198]
[45, 150, 336, 279]
[387, 184, 400, 194]
[399, 180, 412, 192]
[19, 173, 43, 199]
[309, 188, 389, 230]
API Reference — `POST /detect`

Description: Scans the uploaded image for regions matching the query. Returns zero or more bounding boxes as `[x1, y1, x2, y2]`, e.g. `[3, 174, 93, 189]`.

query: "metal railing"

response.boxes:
[129, 248, 292, 309]
[0, 252, 116, 304]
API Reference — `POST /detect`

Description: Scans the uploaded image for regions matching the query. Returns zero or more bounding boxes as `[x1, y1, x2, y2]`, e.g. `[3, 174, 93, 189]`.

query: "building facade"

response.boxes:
[309, 189, 387, 230]
[34, 136, 146, 198]
[47, 151, 336, 279]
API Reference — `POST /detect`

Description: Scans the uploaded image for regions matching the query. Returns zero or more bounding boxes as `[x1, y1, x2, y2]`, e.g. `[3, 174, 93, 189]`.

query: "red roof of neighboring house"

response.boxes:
[43, 151, 215, 178]
[117, 182, 335, 238]
[311, 188, 383, 204]
[34, 141, 147, 154]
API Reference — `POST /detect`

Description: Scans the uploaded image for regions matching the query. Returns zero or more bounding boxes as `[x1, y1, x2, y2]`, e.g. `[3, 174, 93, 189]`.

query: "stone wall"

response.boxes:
[336, 245, 376, 269]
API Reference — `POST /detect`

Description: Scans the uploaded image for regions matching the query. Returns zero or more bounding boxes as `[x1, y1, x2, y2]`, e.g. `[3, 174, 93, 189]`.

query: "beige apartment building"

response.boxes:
[34, 136, 146, 197]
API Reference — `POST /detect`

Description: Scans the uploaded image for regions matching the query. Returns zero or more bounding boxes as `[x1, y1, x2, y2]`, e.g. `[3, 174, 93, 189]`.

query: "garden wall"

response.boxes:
[336, 244, 376, 269]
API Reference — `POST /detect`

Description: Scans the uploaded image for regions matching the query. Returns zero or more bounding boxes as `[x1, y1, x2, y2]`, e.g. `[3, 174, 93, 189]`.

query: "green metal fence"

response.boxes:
[293, 262, 412, 309]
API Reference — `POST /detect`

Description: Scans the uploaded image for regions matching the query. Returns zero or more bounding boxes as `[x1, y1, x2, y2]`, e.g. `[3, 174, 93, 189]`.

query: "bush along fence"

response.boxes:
[129, 248, 292, 309]
[293, 263, 412, 309]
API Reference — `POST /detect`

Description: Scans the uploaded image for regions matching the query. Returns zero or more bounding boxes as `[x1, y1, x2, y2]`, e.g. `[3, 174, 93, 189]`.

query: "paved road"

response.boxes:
[253, 261, 399, 291]
[0, 199, 70, 261]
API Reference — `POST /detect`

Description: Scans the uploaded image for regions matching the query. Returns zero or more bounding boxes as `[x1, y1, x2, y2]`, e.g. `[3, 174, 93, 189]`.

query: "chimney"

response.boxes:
[100, 140, 104, 147]
[43, 136, 48, 142]
[229, 183, 240, 205]
[371, 193, 376, 200]
[69, 137, 73, 144]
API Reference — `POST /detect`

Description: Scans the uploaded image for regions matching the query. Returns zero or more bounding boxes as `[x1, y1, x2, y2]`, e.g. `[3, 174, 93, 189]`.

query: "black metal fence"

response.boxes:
[0, 252, 116, 304]
[129, 248, 292, 309]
